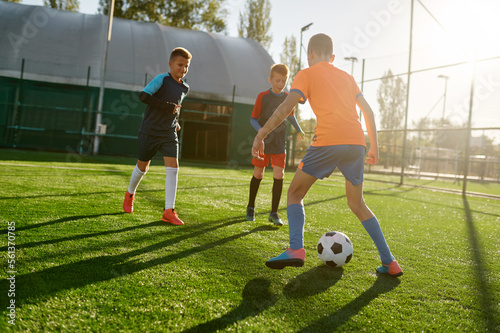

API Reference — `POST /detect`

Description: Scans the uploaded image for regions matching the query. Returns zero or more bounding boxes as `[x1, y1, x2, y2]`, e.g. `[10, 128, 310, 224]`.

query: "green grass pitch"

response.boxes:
[0, 149, 499, 332]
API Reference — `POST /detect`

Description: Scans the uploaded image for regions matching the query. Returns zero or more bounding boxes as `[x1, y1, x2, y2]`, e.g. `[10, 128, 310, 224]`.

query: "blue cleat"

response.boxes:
[265, 248, 305, 269]
[246, 207, 255, 221]
[268, 212, 283, 226]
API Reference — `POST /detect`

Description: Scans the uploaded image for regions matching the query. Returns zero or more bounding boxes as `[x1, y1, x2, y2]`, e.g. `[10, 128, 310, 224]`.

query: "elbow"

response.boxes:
[139, 91, 150, 102]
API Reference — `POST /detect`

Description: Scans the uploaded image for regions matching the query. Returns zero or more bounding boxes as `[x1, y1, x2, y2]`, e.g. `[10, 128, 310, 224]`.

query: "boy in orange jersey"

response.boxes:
[123, 47, 191, 226]
[252, 34, 402, 277]
[246, 64, 304, 226]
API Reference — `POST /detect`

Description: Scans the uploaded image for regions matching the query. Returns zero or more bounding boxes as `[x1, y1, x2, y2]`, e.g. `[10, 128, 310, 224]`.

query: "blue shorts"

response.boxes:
[298, 145, 366, 185]
[137, 132, 178, 161]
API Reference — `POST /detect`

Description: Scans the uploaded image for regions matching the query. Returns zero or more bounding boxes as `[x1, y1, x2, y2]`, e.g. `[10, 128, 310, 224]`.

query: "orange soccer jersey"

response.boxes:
[290, 62, 365, 147]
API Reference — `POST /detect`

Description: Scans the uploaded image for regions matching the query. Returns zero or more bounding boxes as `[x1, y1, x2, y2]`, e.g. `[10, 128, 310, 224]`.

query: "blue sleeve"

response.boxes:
[287, 115, 303, 133]
[250, 117, 261, 132]
[290, 88, 306, 103]
[143, 74, 168, 95]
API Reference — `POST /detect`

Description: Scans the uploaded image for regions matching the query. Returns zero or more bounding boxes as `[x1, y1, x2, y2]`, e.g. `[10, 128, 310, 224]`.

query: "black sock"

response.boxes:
[248, 176, 262, 208]
[271, 178, 283, 213]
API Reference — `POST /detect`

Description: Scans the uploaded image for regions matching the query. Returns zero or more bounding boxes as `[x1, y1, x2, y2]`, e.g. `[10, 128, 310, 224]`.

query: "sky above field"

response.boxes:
[20, 0, 500, 140]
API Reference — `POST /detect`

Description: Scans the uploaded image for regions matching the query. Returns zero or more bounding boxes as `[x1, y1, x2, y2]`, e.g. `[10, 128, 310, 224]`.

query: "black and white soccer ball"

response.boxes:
[317, 231, 353, 267]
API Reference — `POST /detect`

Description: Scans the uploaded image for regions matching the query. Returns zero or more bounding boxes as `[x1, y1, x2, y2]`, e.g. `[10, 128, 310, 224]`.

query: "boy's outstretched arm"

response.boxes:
[252, 92, 301, 159]
[139, 91, 179, 113]
[357, 94, 379, 165]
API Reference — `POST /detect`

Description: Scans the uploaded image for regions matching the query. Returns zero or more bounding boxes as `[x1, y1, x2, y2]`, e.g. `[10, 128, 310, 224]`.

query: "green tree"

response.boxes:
[377, 69, 407, 168]
[238, 0, 272, 51]
[378, 69, 406, 131]
[98, 0, 227, 33]
[280, 35, 299, 89]
[43, 0, 79, 12]
[3, 0, 21, 3]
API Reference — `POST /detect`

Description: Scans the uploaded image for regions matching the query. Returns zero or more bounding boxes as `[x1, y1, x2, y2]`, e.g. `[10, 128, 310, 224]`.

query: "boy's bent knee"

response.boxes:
[273, 166, 284, 180]
[253, 167, 265, 179]
[347, 199, 373, 221]
[164, 157, 178, 168]
[287, 186, 304, 205]
[287, 169, 317, 205]
[347, 196, 364, 209]
[137, 160, 150, 173]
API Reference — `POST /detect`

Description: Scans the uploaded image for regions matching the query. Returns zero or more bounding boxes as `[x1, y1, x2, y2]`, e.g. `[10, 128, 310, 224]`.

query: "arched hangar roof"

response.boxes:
[0, 2, 274, 104]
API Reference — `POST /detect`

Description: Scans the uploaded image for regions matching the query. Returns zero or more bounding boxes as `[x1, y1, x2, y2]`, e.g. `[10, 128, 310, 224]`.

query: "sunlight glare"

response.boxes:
[439, 0, 500, 59]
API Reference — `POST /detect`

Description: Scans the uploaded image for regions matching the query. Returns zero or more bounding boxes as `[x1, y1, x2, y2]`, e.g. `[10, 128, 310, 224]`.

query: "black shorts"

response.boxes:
[137, 132, 178, 161]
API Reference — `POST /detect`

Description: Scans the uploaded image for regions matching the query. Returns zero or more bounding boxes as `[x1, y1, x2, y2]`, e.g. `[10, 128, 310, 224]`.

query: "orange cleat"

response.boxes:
[123, 191, 135, 213]
[265, 248, 305, 269]
[376, 260, 403, 277]
[162, 209, 184, 225]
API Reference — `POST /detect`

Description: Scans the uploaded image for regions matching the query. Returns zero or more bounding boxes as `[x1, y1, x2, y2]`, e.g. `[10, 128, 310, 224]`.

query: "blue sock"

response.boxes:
[287, 204, 305, 250]
[361, 216, 395, 265]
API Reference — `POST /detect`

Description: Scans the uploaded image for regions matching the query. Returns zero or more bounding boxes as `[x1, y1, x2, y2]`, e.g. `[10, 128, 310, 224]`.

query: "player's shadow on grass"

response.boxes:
[182, 278, 277, 333]
[0, 188, 163, 201]
[0, 212, 126, 234]
[0, 220, 158, 252]
[297, 275, 401, 333]
[178, 183, 248, 191]
[0, 220, 277, 308]
[0, 189, 127, 200]
[462, 196, 498, 331]
[283, 266, 344, 298]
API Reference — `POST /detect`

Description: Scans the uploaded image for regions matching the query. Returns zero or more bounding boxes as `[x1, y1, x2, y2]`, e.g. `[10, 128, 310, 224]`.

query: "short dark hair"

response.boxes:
[270, 63, 289, 78]
[170, 47, 192, 62]
[307, 34, 334, 57]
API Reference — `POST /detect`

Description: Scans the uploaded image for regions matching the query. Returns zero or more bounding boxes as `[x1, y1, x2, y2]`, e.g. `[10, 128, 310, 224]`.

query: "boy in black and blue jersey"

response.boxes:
[123, 47, 191, 225]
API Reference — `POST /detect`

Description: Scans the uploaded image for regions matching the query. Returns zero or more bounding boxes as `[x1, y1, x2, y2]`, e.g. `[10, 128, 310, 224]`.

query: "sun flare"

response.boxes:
[438, 0, 500, 58]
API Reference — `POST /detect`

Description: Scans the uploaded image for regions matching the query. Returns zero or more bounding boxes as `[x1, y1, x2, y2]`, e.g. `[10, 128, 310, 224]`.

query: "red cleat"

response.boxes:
[162, 209, 184, 225]
[123, 191, 135, 213]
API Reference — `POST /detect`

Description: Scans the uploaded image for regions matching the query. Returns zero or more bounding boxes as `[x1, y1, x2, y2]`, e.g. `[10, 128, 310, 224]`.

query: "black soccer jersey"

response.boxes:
[139, 73, 189, 137]
[251, 89, 294, 154]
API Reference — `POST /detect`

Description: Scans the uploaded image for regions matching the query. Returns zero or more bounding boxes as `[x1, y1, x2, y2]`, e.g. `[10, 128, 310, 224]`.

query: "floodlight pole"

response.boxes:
[437, 75, 449, 122]
[298, 23, 313, 73]
[93, 0, 115, 155]
[359, 58, 365, 122]
[288, 22, 312, 167]
[344, 57, 358, 75]
[400, 0, 414, 186]
[435, 74, 448, 179]
[462, 54, 477, 195]
[344, 56, 359, 124]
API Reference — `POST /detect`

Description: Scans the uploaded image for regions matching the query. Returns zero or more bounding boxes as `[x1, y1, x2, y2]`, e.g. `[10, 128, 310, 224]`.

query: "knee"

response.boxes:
[254, 169, 264, 179]
[287, 185, 303, 204]
[137, 164, 149, 173]
[347, 197, 366, 215]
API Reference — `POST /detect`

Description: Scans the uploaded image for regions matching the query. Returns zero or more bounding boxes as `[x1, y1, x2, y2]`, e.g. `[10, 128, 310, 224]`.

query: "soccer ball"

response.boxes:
[317, 231, 353, 267]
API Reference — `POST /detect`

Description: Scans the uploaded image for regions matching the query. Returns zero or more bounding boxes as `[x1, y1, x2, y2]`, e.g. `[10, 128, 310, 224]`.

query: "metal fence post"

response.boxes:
[462, 54, 477, 194]
[400, 0, 414, 186]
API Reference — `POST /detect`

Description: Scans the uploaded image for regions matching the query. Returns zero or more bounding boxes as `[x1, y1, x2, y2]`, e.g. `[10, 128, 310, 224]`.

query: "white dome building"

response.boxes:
[0, 1, 275, 164]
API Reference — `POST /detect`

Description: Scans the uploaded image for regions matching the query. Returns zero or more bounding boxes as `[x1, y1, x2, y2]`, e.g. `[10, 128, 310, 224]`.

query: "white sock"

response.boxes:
[127, 165, 146, 194]
[165, 167, 179, 209]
